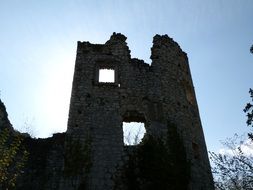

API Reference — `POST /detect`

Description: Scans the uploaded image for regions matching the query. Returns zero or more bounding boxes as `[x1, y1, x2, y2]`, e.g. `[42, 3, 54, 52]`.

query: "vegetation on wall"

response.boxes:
[0, 128, 29, 189]
[115, 122, 190, 190]
[64, 136, 91, 189]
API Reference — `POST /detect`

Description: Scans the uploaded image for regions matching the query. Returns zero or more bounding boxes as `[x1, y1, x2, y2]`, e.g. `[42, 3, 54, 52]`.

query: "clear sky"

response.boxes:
[0, 0, 252, 152]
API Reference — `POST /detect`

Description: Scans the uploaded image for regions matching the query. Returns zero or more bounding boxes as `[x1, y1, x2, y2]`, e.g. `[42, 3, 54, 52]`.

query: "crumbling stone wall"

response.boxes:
[0, 33, 214, 190]
[15, 133, 65, 190]
[0, 99, 65, 190]
[64, 33, 214, 190]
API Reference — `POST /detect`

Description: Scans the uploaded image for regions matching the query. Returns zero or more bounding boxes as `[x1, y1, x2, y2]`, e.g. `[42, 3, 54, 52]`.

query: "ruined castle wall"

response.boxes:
[0, 99, 65, 190]
[0, 33, 213, 190]
[151, 35, 213, 189]
[15, 133, 65, 190]
[65, 33, 214, 190]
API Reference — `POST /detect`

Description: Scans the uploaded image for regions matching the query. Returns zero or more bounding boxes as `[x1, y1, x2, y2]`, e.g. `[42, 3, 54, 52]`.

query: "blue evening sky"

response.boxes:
[0, 0, 252, 152]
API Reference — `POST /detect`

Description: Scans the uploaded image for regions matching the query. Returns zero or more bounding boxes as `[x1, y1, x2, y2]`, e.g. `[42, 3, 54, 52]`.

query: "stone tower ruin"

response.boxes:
[0, 33, 214, 190]
[61, 33, 214, 189]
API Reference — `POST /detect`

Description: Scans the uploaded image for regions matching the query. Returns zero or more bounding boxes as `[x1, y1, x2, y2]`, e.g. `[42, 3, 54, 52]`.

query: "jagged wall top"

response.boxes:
[77, 32, 187, 66]
[66, 33, 214, 190]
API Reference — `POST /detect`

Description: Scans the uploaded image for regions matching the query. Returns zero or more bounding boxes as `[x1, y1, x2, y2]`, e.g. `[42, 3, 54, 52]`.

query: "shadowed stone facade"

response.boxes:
[62, 33, 214, 189]
[0, 33, 214, 190]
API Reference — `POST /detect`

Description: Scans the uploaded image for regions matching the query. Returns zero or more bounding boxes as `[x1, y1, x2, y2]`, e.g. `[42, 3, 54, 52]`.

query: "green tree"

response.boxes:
[0, 128, 28, 189]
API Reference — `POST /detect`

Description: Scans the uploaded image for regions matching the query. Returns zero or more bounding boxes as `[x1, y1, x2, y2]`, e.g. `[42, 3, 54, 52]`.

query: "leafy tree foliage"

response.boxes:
[0, 128, 28, 189]
[243, 88, 253, 140]
[213, 77, 253, 189]
[244, 88, 253, 126]
[210, 134, 253, 190]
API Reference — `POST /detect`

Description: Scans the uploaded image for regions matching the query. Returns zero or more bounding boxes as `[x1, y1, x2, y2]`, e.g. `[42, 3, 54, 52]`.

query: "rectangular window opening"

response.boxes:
[99, 69, 115, 83]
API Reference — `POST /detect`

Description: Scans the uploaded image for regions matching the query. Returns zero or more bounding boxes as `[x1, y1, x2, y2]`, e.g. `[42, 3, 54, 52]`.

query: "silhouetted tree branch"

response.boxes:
[210, 134, 253, 190]
[243, 88, 253, 140]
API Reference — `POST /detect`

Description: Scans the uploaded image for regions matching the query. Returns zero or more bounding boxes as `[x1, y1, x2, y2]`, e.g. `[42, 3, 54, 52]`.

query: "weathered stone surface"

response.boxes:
[64, 33, 214, 189]
[15, 133, 65, 190]
[0, 33, 214, 190]
[0, 100, 65, 190]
